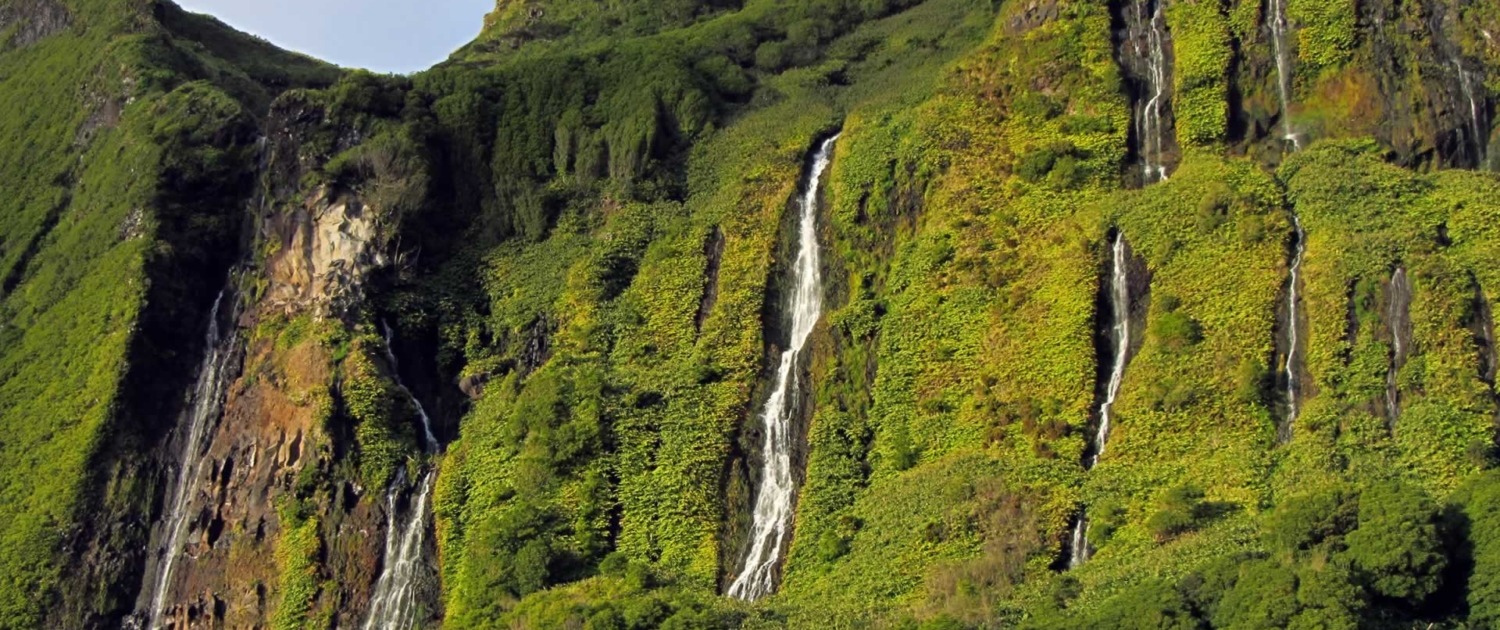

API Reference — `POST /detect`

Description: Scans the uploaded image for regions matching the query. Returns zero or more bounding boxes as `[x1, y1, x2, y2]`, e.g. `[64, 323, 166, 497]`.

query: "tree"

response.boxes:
[1460, 474, 1500, 628]
[1341, 481, 1446, 603]
[1148, 485, 1207, 542]
[1212, 559, 1299, 629]
[1088, 580, 1200, 630]
[1265, 485, 1358, 554]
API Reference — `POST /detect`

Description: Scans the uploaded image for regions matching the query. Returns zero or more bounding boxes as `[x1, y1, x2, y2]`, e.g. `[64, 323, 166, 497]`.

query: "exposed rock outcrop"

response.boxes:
[0, 0, 71, 48]
[263, 186, 388, 318]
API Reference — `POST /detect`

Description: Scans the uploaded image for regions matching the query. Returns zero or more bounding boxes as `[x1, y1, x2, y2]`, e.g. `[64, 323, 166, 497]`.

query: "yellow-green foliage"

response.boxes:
[342, 335, 416, 491]
[1279, 142, 1497, 496]
[1064, 154, 1285, 604]
[778, 1, 1131, 622]
[1168, 0, 1231, 145]
[1287, 0, 1356, 71]
[430, 2, 1002, 627]
[272, 501, 323, 630]
[0, 3, 272, 623]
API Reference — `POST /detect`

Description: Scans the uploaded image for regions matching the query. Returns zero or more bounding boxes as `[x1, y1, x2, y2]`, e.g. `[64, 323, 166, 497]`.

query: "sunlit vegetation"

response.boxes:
[8, 0, 1500, 628]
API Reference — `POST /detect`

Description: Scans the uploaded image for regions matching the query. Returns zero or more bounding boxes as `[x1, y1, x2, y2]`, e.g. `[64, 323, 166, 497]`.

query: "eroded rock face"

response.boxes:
[150, 333, 382, 629]
[264, 185, 388, 318]
[0, 0, 71, 48]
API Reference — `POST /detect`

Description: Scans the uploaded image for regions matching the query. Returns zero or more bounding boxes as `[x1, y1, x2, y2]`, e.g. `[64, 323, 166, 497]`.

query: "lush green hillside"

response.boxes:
[4, 0, 1500, 628]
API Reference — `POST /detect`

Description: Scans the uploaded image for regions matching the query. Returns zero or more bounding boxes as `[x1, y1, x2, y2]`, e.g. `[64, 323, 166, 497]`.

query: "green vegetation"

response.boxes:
[1167, 0, 1230, 146]
[271, 500, 324, 630]
[6, 0, 1500, 628]
[1029, 478, 1493, 629]
[1285, 0, 1355, 71]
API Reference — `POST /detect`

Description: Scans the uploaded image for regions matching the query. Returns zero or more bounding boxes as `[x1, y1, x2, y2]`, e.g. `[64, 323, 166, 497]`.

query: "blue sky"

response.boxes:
[176, 0, 495, 74]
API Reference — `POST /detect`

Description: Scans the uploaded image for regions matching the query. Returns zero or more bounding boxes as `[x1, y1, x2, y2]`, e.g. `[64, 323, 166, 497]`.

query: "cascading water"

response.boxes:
[1092, 235, 1133, 469]
[144, 289, 241, 630]
[1266, 0, 1306, 437]
[363, 469, 435, 630]
[1071, 233, 1134, 568]
[1267, 0, 1300, 149]
[1132, 0, 1172, 183]
[727, 133, 838, 601]
[1453, 58, 1489, 168]
[381, 323, 438, 453]
[1386, 267, 1411, 427]
[364, 324, 440, 630]
[1281, 216, 1306, 440]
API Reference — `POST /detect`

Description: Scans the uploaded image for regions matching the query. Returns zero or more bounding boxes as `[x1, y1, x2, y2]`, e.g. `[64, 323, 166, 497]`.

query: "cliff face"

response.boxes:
[138, 96, 403, 629]
[1221, 0, 1496, 168]
[9, 0, 1500, 629]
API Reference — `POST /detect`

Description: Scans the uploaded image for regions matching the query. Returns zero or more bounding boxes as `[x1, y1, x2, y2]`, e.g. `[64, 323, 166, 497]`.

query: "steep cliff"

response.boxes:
[6, 0, 1500, 629]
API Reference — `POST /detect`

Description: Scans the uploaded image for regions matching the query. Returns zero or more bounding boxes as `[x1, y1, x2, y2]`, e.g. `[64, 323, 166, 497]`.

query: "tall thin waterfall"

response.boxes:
[363, 469, 435, 630]
[1071, 234, 1134, 568]
[1386, 268, 1411, 426]
[381, 324, 438, 453]
[145, 290, 240, 629]
[364, 324, 440, 629]
[1267, 0, 1306, 436]
[1453, 58, 1489, 168]
[727, 134, 838, 601]
[1134, 0, 1172, 183]
[1281, 216, 1306, 438]
[1267, 0, 1300, 149]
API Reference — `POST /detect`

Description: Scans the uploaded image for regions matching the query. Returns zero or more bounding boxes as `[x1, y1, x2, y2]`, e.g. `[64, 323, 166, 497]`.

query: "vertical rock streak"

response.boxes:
[381, 323, 439, 453]
[727, 134, 838, 601]
[1072, 234, 1134, 568]
[1386, 267, 1411, 427]
[1282, 216, 1306, 439]
[146, 289, 240, 629]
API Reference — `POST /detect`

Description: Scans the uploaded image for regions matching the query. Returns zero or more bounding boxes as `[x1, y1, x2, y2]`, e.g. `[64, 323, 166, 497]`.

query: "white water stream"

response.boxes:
[1135, 0, 1171, 183]
[1283, 217, 1306, 435]
[1265, 3, 1306, 436]
[146, 290, 239, 629]
[1268, 0, 1300, 149]
[363, 469, 435, 630]
[727, 134, 838, 601]
[364, 324, 440, 629]
[1453, 59, 1489, 168]
[1071, 234, 1133, 568]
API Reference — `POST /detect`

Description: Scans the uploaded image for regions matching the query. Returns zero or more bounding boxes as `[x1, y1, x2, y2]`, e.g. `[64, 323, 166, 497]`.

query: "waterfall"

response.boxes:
[1268, 0, 1306, 435]
[727, 133, 838, 601]
[364, 325, 440, 629]
[1281, 216, 1306, 438]
[1133, 0, 1172, 183]
[363, 469, 435, 630]
[1068, 516, 1091, 568]
[1071, 233, 1134, 568]
[381, 323, 439, 453]
[145, 290, 240, 629]
[1093, 234, 1133, 467]
[1386, 267, 1410, 426]
[1453, 58, 1489, 168]
[1267, 0, 1300, 149]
